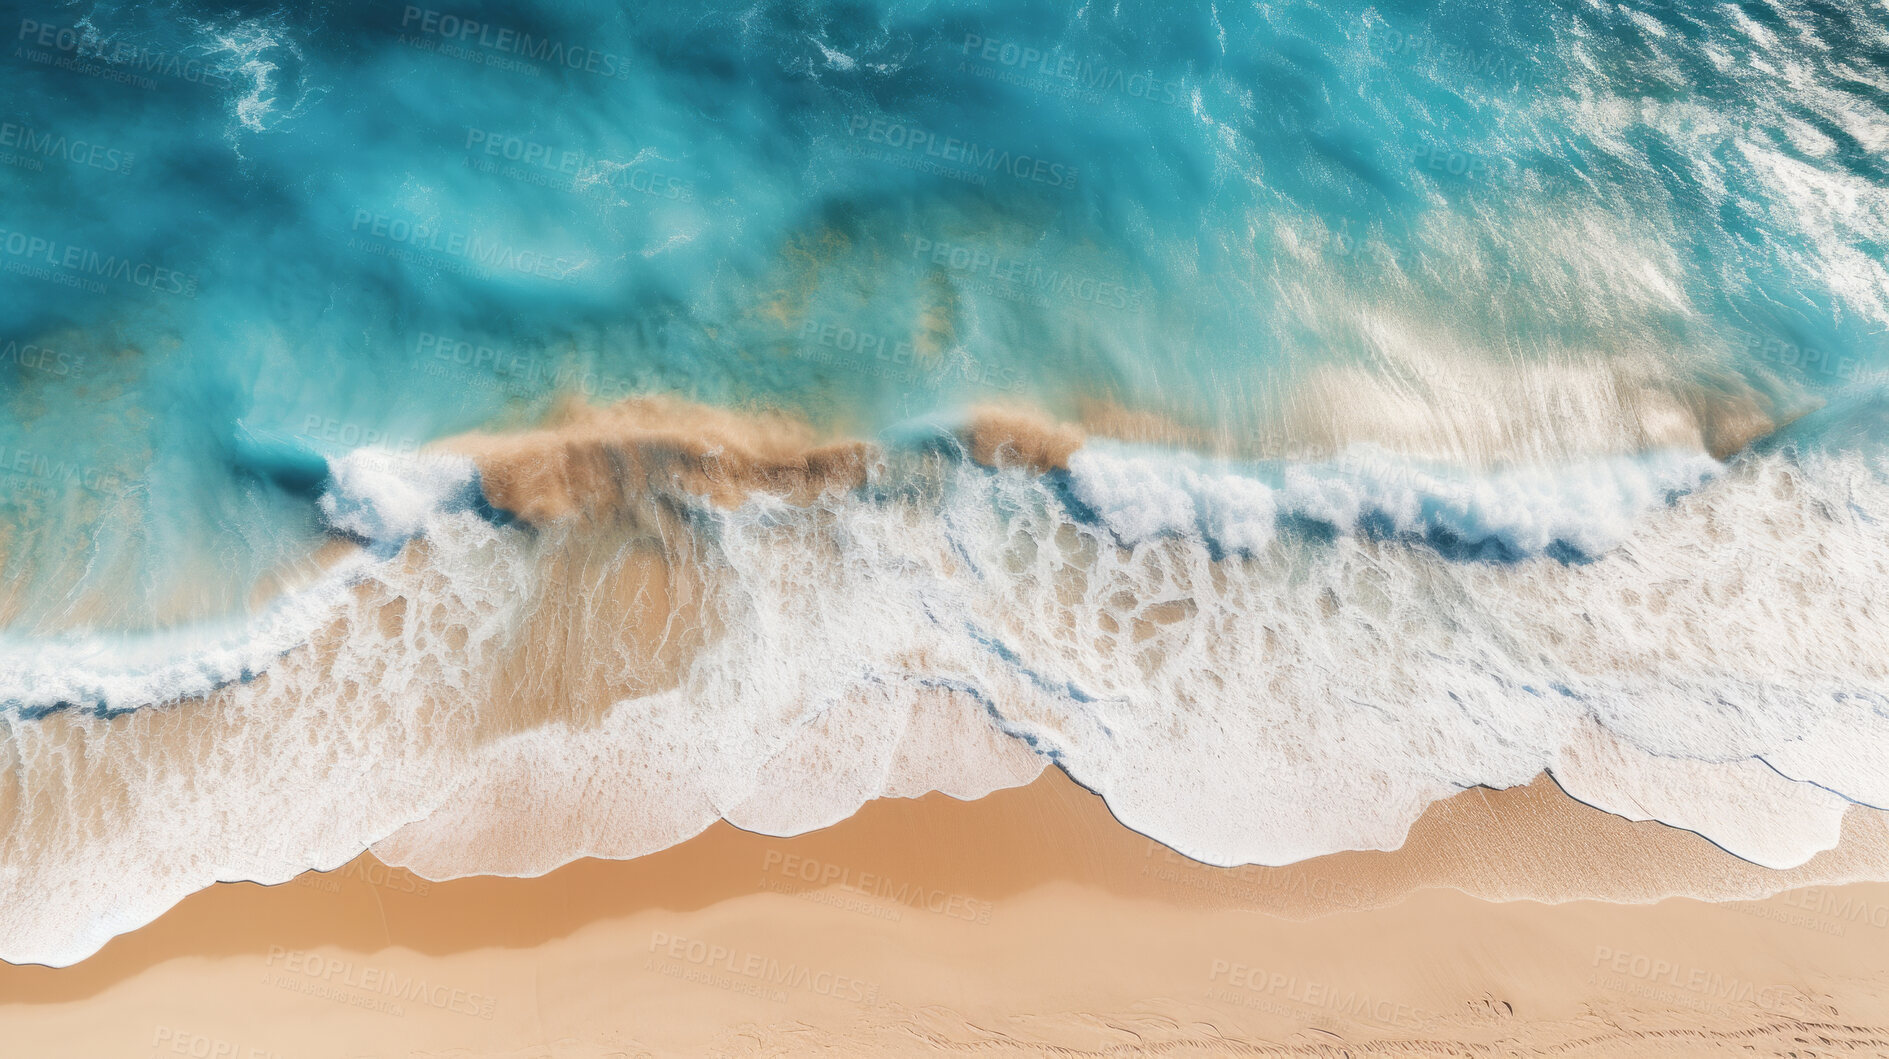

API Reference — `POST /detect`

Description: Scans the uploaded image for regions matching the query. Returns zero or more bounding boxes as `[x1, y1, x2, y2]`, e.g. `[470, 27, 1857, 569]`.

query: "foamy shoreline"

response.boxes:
[8, 393, 1889, 968]
[5, 769, 1889, 1056]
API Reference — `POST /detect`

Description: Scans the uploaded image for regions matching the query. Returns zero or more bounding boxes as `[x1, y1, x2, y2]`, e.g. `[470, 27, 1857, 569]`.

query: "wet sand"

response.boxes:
[4, 768, 1889, 1056]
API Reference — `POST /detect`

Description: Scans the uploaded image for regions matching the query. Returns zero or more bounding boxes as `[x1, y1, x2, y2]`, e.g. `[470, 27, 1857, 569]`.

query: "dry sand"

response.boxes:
[4, 768, 1889, 1057]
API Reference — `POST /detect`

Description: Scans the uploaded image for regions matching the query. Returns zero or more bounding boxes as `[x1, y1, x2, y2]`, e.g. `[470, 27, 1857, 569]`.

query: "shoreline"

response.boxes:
[6, 768, 1889, 1055]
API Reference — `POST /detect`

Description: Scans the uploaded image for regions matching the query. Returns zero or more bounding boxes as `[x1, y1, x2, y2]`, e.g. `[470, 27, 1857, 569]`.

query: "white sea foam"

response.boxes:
[318, 448, 479, 546]
[964, 444, 1889, 869]
[0, 549, 373, 715]
[379, 438, 1889, 881]
[6, 439, 1889, 966]
[0, 448, 473, 716]
[1067, 442, 1720, 557]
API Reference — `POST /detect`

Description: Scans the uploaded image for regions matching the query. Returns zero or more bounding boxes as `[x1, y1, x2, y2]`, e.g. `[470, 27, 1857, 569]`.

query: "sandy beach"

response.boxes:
[5, 768, 1888, 1057]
